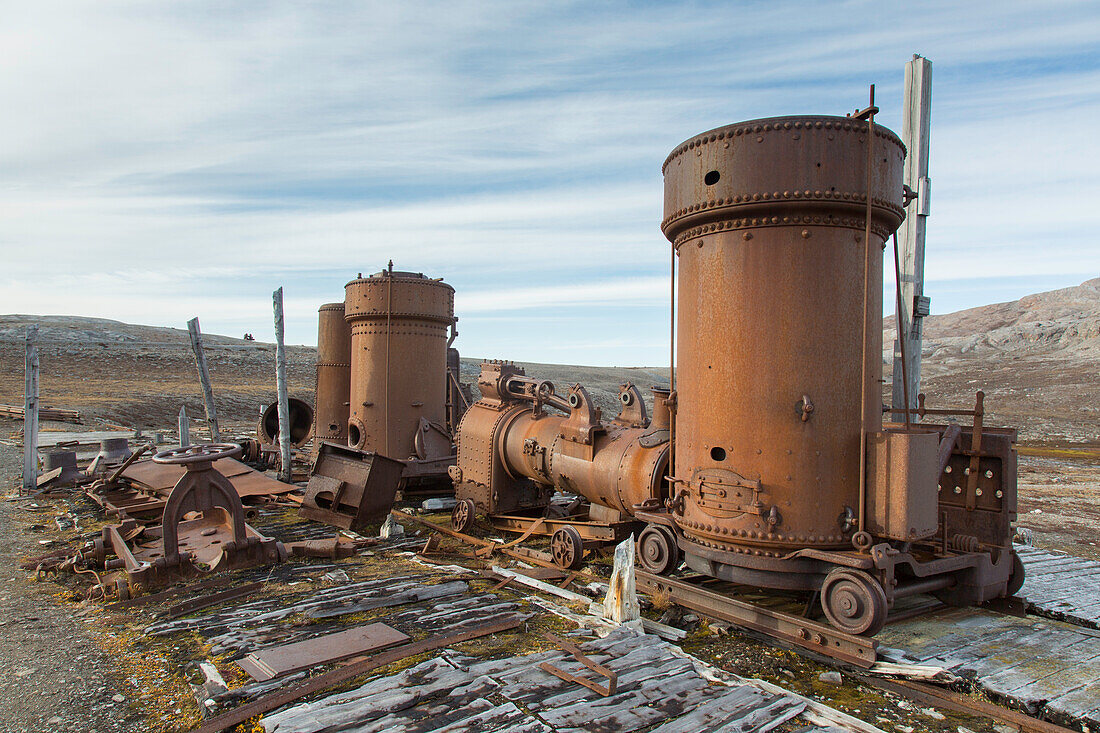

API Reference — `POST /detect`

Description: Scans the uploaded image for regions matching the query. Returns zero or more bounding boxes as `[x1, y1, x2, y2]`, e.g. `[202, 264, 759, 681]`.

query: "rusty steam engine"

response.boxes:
[451, 114, 1022, 636]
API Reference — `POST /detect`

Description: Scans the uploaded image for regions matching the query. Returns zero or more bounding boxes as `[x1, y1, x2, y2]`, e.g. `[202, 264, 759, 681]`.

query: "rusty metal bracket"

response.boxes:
[635, 570, 877, 668]
[558, 384, 603, 448]
[538, 632, 618, 697]
[611, 383, 648, 428]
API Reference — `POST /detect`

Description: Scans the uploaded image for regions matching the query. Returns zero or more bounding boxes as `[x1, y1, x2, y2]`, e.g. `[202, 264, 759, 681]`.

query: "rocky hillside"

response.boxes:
[882, 277, 1099, 443]
[1, 278, 1096, 442]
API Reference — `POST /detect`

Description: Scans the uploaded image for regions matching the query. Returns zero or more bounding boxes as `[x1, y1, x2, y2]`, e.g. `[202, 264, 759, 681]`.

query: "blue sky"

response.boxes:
[1, 1, 1097, 365]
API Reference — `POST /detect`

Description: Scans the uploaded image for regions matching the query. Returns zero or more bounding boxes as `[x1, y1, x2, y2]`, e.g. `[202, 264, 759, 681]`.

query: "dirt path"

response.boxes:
[0, 418, 139, 733]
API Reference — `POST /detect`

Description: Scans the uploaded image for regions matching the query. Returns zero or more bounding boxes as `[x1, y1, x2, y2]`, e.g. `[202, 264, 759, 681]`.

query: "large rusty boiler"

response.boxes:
[345, 268, 457, 491]
[313, 302, 352, 450]
[633, 114, 1022, 634]
[451, 361, 671, 568]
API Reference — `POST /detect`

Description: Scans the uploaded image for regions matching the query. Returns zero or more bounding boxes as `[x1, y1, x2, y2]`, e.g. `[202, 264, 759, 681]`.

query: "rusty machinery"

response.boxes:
[313, 302, 353, 450]
[452, 113, 1022, 636]
[344, 266, 463, 493]
[72, 444, 285, 599]
[451, 361, 671, 569]
[258, 397, 315, 449]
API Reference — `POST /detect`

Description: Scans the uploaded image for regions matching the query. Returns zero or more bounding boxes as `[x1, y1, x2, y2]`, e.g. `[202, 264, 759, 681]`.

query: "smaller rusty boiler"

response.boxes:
[313, 302, 353, 451]
[629, 113, 1022, 636]
[345, 266, 457, 492]
[451, 361, 671, 566]
[259, 398, 315, 448]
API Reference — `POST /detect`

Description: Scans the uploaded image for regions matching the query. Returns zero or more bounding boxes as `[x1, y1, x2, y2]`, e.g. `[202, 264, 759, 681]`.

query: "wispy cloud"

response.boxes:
[1, 1, 1097, 365]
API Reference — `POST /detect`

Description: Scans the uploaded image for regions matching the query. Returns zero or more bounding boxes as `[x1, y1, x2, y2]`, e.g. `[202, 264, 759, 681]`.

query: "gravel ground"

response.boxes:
[0, 418, 140, 733]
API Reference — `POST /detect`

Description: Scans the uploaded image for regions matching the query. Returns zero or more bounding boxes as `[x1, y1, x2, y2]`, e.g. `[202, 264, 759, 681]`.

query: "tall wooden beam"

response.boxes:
[22, 325, 39, 494]
[892, 54, 933, 421]
[187, 318, 220, 442]
[272, 287, 292, 483]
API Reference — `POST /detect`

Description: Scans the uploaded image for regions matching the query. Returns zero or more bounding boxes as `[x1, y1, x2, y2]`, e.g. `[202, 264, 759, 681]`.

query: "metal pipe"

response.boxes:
[936, 423, 962, 475]
[892, 231, 912, 431]
[857, 84, 877, 536]
[893, 574, 955, 599]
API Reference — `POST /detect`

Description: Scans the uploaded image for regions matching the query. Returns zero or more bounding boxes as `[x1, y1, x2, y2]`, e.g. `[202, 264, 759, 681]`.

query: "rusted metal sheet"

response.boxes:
[237, 622, 410, 681]
[865, 430, 939, 541]
[313, 302, 352, 450]
[298, 441, 405, 530]
[122, 456, 295, 498]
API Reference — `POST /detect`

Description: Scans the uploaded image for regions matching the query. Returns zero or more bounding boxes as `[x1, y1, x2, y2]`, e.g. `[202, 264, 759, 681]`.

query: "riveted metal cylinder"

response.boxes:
[344, 271, 455, 460]
[314, 302, 352, 449]
[661, 116, 905, 561]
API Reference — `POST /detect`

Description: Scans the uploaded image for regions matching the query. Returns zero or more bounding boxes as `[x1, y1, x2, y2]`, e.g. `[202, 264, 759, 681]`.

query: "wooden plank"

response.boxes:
[272, 287, 292, 482]
[187, 317, 220, 442]
[179, 405, 190, 447]
[22, 325, 39, 493]
[891, 54, 932, 420]
[240, 622, 409, 681]
[187, 615, 525, 733]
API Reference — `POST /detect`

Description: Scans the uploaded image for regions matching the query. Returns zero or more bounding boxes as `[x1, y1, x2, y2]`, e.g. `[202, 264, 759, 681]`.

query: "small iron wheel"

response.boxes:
[821, 568, 889, 636]
[637, 525, 680, 575]
[450, 498, 476, 533]
[1006, 550, 1026, 597]
[550, 526, 585, 570]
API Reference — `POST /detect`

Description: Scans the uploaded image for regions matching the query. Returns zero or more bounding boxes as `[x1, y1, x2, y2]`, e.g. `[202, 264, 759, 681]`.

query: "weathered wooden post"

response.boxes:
[187, 317, 220, 442]
[272, 288, 292, 483]
[892, 54, 933, 421]
[178, 405, 190, 447]
[22, 325, 39, 494]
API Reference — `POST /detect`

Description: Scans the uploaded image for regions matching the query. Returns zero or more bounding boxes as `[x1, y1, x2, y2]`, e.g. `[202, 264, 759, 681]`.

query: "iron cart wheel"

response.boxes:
[637, 525, 681, 575]
[1006, 550, 1026, 597]
[550, 526, 585, 570]
[153, 443, 242, 464]
[820, 568, 889, 636]
[451, 498, 476, 533]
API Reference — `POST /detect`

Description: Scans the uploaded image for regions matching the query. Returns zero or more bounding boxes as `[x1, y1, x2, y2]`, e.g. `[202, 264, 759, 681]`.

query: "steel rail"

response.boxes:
[635, 570, 877, 668]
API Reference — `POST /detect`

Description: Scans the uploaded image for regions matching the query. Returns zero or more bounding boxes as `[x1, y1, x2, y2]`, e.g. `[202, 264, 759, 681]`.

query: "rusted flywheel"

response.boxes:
[820, 568, 888, 636]
[550, 526, 584, 570]
[451, 498, 476, 533]
[636, 525, 680, 575]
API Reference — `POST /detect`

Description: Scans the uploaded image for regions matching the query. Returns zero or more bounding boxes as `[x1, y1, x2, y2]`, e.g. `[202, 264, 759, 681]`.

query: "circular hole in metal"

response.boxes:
[348, 423, 361, 447]
[704, 170, 720, 185]
[710, 446, 726, 461]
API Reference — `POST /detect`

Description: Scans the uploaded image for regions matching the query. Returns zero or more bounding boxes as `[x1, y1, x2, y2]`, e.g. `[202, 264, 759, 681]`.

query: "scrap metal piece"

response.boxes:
[299, 441, 405, 530]
[258, 398, 314, 448]
[187, 615, 526, 733]
[79, 443, 285, 597]
[121, 455, 296, 498]
[237, 622, 410, 681]
[538, 632, 618, 697]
